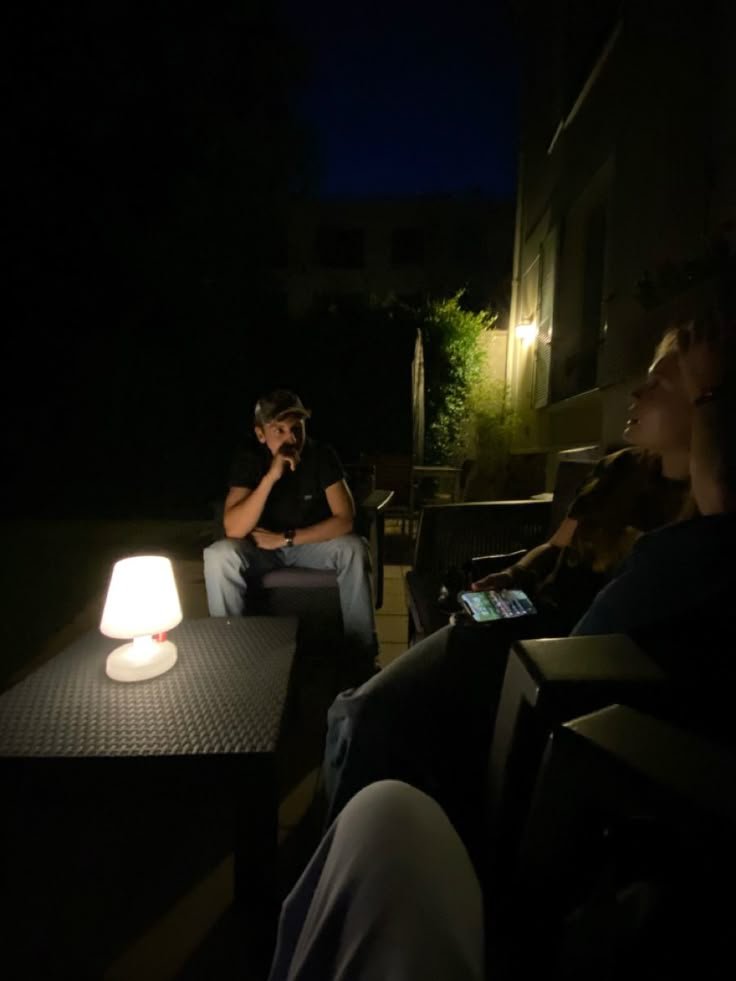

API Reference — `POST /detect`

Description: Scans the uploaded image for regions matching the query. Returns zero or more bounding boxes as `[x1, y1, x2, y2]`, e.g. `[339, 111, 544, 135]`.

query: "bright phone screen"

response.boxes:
[459, 588, 537, 622]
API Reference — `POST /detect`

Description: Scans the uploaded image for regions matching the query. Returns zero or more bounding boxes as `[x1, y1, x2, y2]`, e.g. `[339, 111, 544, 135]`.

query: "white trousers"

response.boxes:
[268, 780, 485, 981]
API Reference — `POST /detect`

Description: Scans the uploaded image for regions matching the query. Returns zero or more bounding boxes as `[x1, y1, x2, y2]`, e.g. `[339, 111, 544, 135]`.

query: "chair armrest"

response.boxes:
[354, 490, 393, 611]
[405, 569, 452, 644]
[468, 549, 528, 579]
[358, 488, 394, 513]
[211, 499, 226, 541]
[486, 634, 669, 882]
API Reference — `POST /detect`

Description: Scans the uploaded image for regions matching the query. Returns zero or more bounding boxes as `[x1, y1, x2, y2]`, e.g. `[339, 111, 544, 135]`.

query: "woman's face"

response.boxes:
[623, 350, 692, 452]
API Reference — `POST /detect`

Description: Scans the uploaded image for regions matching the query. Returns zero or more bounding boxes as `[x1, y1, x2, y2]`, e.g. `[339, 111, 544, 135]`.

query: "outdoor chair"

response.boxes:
[506, 703, 736, 980]
[405, 446, 602, 644]
[483, 633, 668, 885]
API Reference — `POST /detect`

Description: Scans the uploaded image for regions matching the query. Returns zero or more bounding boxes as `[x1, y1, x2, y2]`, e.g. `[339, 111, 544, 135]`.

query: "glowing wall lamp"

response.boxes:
[100, 556, 182, 682]
[515, 318, 538, 345]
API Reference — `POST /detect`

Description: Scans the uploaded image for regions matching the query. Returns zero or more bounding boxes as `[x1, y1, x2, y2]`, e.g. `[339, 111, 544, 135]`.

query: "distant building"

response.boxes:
[272, 195, 514, 317]
[506, 0, 735, 487]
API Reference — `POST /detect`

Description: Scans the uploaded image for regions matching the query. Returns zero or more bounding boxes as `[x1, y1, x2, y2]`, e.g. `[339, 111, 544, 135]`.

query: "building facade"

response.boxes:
[506, 0, 735, 486]
[274, 194, 513, 316]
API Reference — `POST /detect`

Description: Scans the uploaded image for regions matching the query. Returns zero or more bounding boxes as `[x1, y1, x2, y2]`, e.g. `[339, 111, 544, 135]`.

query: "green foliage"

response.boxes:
[421, 292, 495, 465]
[468, 377, 519, 498]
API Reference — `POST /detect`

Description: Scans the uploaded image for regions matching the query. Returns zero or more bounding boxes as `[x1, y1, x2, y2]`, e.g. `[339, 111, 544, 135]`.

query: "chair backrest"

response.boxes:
[411, 448, 602, 579]
[343, 463, 376, 504]
[361, 454, 413, 508]
[546, 456, 599, 535]
[413, 500, 551, 579]
[459, 458, 476, 501]
[511, 706, 736, 977]
[484, 635, 667, 883]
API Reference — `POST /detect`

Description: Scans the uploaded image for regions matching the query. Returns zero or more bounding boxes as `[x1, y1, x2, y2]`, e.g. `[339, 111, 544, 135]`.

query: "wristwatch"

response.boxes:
[284, 529, 295, 547]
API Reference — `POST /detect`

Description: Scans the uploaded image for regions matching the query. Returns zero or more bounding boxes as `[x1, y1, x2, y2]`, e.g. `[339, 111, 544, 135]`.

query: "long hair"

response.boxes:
[648, 326, 697, 520]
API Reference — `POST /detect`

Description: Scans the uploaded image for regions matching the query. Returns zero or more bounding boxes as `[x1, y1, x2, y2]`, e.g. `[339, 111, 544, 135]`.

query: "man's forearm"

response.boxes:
[292, 515, 354, 545]
[224, 476, 276, 538]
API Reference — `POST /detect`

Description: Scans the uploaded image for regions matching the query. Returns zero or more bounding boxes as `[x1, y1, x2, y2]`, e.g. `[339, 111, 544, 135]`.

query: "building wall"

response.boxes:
[507, 0, 735, 484]
[277, 196, 514, 316]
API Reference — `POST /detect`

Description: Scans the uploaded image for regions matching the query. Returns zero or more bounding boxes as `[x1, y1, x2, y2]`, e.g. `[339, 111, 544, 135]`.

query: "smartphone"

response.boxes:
[458, 588, 537, 622]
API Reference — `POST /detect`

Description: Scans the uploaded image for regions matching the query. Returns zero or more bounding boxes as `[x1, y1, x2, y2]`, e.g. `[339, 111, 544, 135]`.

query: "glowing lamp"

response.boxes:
[100, 556, 182, 682]
[515, 320, 538, 344]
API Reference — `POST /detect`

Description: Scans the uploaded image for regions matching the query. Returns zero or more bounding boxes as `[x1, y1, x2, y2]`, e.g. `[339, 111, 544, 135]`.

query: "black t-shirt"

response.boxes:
[536, 448, 690, 629]
[228, 437, 345, 533]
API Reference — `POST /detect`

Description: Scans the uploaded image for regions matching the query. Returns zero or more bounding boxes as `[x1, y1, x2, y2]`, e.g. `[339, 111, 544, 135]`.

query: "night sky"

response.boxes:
[281, 0, 519, 197]
[5, 1, 519, 516]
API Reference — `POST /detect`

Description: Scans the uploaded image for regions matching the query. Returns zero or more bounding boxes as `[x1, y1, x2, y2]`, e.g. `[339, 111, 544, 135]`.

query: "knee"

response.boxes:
[328, 672, 387, 731]
[330, 533, 370, 569]
[203, 538, 242, 573]
[326, 685, 379, 755]
[338, 780, 448, 850]
[348, 780, 433, 817]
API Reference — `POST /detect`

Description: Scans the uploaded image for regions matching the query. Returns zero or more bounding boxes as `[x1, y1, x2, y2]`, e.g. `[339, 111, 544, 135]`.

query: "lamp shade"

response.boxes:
[100, 556, 182, 639]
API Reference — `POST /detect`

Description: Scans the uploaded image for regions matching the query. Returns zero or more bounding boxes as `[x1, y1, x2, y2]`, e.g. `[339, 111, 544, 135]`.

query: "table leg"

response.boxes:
[233, 754, 279, 962]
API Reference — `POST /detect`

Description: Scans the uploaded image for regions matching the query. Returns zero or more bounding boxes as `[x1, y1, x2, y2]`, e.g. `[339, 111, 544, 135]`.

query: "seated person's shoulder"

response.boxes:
[306, 437, 338, 458]
[639, 511, 736, 555]
[568, 447, 647, 520]
[599, 446, 648, 475]
[309, 439, 347, 487]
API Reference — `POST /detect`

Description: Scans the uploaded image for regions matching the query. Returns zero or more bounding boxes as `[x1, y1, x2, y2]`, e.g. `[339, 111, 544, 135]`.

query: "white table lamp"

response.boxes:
[100, 555, 183, 682]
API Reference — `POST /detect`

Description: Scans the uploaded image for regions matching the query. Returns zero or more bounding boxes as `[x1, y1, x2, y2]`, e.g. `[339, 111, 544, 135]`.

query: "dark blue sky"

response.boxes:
[280, 0, 519, 198]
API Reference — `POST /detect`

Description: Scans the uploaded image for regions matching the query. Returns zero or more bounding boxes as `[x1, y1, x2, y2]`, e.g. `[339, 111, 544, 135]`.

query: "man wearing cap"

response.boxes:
[203, 389, 378, 670]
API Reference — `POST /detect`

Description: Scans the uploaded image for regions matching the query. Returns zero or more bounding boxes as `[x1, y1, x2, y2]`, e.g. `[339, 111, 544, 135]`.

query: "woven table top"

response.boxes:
[0, 617, 297, 758]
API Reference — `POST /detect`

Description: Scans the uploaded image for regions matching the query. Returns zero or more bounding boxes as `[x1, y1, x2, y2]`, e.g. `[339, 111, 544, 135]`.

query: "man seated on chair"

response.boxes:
[204, 389, 378, 675]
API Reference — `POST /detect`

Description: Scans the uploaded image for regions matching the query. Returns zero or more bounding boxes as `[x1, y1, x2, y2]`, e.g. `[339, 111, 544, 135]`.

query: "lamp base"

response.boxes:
[106, 639, 178, 682]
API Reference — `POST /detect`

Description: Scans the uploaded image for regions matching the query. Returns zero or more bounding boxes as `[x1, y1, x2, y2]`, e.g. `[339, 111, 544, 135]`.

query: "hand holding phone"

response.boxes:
[458, 588, 537, 622]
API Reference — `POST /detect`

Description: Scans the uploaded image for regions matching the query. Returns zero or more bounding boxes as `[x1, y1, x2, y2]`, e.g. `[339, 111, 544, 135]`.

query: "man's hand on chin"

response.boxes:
[267, 447, 300, 482]
[251, 528, 287, 550]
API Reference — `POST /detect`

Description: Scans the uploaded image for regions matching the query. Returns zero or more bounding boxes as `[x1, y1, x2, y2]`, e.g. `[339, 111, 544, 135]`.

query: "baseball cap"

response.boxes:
[254, 389, 312, 427]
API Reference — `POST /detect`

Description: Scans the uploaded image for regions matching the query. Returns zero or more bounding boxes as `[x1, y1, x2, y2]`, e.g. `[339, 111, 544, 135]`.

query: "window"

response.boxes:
[533, 228, 557, 408]
[549, 160, 611, 402]
[578, 202, 607, 391]
[315, 226, 365, 269]
[391, 227, 424, 265]
[313, 292, 365, 315]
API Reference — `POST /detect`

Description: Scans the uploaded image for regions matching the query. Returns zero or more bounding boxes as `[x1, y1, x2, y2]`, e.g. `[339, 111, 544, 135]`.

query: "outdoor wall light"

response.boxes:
[515, 318, 539, 347]
[100, 555, 182, 682]
[515, 319, 538, 344]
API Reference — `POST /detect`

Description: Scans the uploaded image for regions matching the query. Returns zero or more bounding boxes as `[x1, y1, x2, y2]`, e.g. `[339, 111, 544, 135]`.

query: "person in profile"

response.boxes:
[203, 389, 378, 678]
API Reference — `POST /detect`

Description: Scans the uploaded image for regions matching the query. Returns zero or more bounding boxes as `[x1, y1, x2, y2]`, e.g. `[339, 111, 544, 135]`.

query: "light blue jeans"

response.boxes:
[203, 534, 377, 653]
